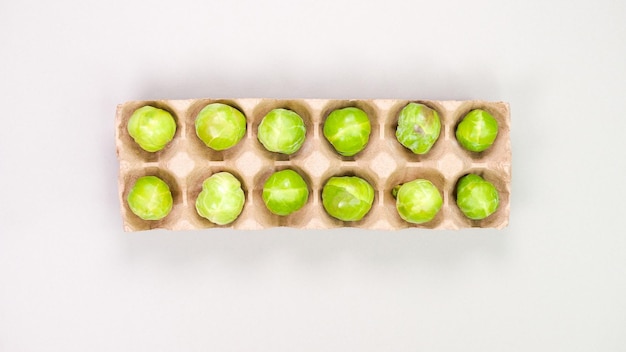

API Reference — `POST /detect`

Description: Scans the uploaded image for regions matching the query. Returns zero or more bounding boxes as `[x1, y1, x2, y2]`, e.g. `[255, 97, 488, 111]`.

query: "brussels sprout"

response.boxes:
[456, 109, 499, 152]
[257, 108, 306, 154]
[195, 172, 245, 225]
[127, 176, 173, 220]
[456, 174, 499, 220]
[395, 103, 441, 154]
[323, 107, 371, 156]
[127, 106, 177, 152]
[195, 103, 247, 151]
[262, 169, 309, 215]
[322, 176, 374, 221]
[392, 179, 442, 224]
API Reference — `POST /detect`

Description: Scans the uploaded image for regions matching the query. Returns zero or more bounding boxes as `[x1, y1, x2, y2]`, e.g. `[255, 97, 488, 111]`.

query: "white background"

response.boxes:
[1, 0, 625, 351]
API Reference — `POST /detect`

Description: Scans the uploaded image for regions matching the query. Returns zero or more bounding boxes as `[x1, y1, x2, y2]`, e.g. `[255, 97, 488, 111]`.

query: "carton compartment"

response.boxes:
[185, 166, 249, 229]
[382, 167, 447, 229]
[117, 101, 183, 163]
[318, 166, 381, 228]
[318, 100, 381, 162]
[120, 167, 183, 231]
[251, 165, 314, 227]
[250, 99, 315, 162]
[384, 100, 448, 163]
[450, 101, 511, 162]
[185, 99, 249, 162]
[449, 168, 510, 229]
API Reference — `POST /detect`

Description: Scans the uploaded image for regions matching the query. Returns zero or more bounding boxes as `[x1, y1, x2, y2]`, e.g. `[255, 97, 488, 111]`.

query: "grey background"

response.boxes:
[1, 0, 625, 351]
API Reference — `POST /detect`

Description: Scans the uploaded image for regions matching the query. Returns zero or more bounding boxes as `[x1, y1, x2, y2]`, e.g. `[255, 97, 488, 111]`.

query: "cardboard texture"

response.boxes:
[116, 99, 511, 231]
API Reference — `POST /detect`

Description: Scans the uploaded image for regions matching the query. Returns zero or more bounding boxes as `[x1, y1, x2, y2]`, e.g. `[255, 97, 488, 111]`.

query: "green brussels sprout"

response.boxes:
[195, 172, 245, 225]
[395, 103, 441, 154]
[127, 176, 173, 220]
[392, 179, 443, 224]
[456, 109, 499, 152]
[195, 103, 247, 151]
[456, 174, 499, 220]
[322, 176, 374, 221]
[257, 108, 306, 154]
[323, 107, 371, 156]
[127, 106, 177, 152]
[262, 169, 309, 215]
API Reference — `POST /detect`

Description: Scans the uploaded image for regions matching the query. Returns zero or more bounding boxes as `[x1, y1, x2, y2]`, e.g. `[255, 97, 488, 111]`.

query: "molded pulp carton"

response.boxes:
[116, 99, 511, 231]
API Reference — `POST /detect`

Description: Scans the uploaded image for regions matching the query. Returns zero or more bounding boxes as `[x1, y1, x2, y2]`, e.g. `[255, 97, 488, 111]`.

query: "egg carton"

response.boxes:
[115, 98, 511, 231]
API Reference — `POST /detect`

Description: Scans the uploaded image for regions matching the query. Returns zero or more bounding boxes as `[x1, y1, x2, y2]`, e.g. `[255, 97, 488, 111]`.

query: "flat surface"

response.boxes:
[0, 0, 625, 351]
